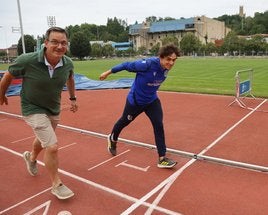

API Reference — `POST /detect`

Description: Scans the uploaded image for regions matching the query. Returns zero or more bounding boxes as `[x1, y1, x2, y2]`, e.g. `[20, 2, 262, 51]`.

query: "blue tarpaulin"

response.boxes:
[65, 74, 133, 90]
[0, 71, 134, 96]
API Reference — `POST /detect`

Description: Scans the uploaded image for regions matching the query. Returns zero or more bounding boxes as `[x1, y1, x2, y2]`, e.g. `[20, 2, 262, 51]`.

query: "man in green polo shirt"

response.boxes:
[0, 27, 78, 200]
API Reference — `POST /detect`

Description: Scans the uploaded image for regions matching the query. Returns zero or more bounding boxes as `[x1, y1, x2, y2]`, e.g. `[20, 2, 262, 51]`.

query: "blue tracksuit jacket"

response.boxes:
[111, 57, 169, 105]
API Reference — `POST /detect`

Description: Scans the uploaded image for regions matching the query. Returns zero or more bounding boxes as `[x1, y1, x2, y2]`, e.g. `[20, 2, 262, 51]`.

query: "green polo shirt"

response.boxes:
[8, 48, 74, 116]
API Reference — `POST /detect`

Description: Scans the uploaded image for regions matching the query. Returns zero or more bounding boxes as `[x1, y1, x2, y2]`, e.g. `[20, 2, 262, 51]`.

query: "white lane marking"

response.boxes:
[59, 142, 77, 150]
[88, 150, 130, 171]
[11, 136, 35, 143]
[0, 188, 51, 214]
[115, 160, 150, 172]
[0, 146, 180, 215]
[123, 99, 267, 215]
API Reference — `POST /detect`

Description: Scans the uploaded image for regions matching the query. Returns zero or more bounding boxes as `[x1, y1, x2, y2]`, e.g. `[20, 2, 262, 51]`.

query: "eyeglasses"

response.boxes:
[48, 40, 68, 47]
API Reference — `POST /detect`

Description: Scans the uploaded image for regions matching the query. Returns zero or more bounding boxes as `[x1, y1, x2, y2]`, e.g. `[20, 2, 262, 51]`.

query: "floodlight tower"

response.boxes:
[47, 16, 56, 27]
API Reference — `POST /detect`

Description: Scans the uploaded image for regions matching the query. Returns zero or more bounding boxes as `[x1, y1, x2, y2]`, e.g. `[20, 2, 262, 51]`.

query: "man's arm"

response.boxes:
[66, 72, 78, 113]
[66, 72, 76, 99]
[99, 59, 151, 81]
[0, 71, 14, 105]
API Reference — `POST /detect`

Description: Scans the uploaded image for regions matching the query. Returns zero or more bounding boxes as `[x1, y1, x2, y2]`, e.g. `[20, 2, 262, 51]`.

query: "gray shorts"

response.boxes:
[24, 113, 60, 148]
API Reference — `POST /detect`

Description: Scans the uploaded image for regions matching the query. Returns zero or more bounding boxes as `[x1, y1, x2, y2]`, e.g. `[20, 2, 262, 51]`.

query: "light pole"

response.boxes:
[17, 0, 26, 54]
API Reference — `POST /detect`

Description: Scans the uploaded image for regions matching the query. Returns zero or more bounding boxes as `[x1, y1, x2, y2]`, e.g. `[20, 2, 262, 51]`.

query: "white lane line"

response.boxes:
[0, 146, 180, 215]
[0, 187, 51, 214]
[198, 99, 267, 156]
[1, 100, 267, 214]
[59, 142, 77, 150]
[124, 99, 267, 215]
[88, 150, 130, 171]
[11, 136, 35, 143]
[121, 159, 195, 215]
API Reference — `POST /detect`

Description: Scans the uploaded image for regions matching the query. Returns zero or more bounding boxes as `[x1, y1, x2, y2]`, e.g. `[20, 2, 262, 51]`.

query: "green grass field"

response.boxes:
[1, 57, 268, 97]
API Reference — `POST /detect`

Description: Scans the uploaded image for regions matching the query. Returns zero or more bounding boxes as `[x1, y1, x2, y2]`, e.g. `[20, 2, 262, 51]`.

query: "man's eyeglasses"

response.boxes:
[48, 40, 68, 47]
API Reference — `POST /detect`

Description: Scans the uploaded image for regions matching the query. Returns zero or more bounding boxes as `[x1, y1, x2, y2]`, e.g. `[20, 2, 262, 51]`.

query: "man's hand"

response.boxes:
[0, 95, 8, 105]
[70, 100, 78, 113]
[0, 71, 14, 105]
[99, 70, 112, 81]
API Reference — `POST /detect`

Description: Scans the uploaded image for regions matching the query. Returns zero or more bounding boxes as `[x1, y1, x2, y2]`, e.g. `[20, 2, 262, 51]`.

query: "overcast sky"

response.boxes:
[0, 0, 267, 49]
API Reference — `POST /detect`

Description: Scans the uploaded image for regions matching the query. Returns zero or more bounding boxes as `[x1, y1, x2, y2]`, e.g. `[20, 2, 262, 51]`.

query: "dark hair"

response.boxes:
[158, 44, 180, 58]
[45, 27, 68, 39]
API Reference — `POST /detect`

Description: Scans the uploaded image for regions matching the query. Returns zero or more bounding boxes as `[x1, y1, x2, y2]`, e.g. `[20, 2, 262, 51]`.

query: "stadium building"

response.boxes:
[129, 15, 231, 51]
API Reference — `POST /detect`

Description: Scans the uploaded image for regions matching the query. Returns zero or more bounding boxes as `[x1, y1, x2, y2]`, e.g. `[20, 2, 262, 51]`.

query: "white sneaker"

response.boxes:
[23, 151, 38, 176]
[51, 184, 74, 200]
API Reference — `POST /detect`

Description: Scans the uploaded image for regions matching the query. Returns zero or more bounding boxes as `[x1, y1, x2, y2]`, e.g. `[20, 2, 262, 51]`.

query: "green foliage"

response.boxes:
[137, 46, 147, 55]
[106, 17, 128, 42]
[161, 36, 179, 46]
[102, 44, 114, 57]
[216, 11, 268, 35]
[70, 31, 91, 59]
[180, 33, 201, 55]
[17, 35, 36, 55]
[91, 43, 102, 57]
[0, 51, 6, 56]
[150, 43, 160, 56]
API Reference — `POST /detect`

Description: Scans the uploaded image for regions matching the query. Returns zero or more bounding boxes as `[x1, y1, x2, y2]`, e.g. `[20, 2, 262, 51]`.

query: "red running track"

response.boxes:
[1, 89, 268, 215]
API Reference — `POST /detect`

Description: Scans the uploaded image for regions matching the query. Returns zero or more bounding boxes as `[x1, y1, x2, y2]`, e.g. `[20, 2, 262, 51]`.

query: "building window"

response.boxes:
[185, 24, 194, 29]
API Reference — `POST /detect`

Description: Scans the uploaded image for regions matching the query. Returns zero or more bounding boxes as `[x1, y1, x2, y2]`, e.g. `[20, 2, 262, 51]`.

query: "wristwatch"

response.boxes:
[69, 96, 76, 101]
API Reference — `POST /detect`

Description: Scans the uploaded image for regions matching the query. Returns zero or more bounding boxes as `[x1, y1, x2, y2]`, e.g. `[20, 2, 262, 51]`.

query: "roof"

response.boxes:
[128, 23, 143, 34]
[149, 18, 195, 33]
[112, 42, 133, 51]
[129, 18, 195, 34]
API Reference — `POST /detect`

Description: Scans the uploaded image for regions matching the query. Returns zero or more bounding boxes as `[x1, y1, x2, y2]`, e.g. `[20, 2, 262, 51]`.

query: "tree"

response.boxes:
[146, 16, 158, 23]
[244, 35, 266, 55]
[137, 46, 147, 55]
[253, 12, 268, 33]
[102, 44, 114, 57]
[70, 31, 91, 59]
[150, 43, 160, 56]
[180, 33, 201, 55]
[17, 35, 36, 55]
[106, 17, 126, 42]
[91, 43, 102, 57]
[221, 31, 240, 55]
[80, 23, 99, 41]
[216, 11, 268, 35]
[161, 36, 179, 46]
[204, 42, 217, 56]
